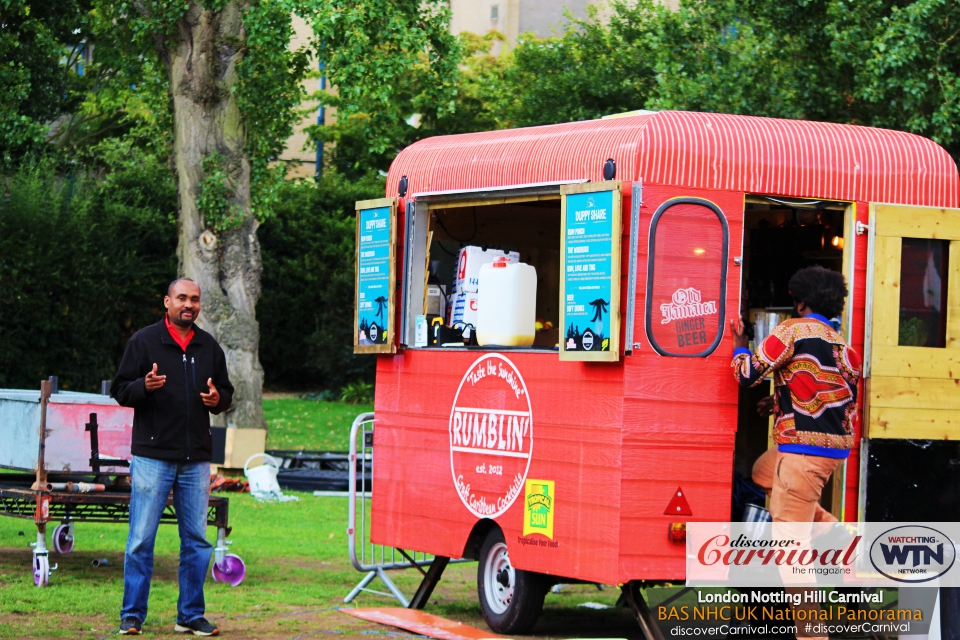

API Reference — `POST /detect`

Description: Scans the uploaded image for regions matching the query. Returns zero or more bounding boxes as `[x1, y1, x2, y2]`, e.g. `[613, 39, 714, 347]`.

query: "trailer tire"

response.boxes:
[476, 528, 546, 634]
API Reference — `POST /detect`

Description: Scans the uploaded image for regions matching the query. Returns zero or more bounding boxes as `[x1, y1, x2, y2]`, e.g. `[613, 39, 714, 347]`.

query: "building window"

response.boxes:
[490, 4, 499, 21]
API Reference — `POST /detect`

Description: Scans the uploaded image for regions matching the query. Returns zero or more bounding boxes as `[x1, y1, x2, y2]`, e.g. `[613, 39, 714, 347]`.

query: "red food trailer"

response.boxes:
[352, 110, 960, 633]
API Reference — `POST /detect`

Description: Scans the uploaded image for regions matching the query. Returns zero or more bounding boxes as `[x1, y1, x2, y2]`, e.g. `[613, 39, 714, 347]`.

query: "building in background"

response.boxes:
[278, 15, 326, 178]
[280, 1, 678, 177]
[449, 0, 594, 52]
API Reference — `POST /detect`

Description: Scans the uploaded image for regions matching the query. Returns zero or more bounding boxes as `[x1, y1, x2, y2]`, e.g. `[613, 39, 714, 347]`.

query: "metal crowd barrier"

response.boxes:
[344, 412, 469, 607]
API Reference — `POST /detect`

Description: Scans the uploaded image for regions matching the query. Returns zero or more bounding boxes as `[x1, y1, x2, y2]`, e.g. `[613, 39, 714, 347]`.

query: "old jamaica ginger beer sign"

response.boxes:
[449, 354, 533, 518]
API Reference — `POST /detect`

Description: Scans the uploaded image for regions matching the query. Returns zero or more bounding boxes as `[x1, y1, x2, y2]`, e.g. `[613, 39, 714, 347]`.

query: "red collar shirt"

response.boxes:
[164, 314, 195, 352]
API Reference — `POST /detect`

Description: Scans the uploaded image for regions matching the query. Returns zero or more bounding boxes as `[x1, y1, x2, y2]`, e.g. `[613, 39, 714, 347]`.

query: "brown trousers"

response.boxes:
[752, 449, 845, 639]
[751, 448, 842, 524]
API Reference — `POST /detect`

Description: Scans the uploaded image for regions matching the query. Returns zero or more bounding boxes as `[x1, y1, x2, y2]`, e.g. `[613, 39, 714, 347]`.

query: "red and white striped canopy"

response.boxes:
[386, 110, 958, 207]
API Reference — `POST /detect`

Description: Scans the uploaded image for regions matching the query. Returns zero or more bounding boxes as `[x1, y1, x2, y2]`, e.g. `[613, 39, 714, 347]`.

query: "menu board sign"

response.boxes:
[354, 198, 397, 354]
[559, 181, 622, 362]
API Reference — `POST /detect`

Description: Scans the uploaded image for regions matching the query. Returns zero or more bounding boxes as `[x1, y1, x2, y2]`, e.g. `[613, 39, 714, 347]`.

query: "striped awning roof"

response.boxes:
[385, 110, 958, 207]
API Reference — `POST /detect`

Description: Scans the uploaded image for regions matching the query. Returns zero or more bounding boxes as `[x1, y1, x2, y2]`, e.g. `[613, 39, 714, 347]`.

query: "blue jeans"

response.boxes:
[121, 456, 211, 625]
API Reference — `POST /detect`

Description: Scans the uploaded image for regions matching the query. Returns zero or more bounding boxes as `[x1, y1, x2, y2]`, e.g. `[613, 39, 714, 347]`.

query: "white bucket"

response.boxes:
[244, 453, 282, 498]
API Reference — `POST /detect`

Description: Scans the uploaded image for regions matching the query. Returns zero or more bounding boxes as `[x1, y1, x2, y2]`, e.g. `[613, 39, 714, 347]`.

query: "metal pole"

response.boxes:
[315, 60, 326, 178]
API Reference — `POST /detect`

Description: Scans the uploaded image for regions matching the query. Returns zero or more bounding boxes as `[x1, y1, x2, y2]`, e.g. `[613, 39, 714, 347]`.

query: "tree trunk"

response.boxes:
[166, 2, 266, 430]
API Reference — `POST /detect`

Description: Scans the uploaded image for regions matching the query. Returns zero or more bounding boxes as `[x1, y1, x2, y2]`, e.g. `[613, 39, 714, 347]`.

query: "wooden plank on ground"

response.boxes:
[341, 608, 506, 640]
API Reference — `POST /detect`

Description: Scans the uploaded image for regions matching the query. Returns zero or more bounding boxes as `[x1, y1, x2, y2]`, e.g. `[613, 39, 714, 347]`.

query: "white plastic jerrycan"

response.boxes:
[476, 261, 537, 347]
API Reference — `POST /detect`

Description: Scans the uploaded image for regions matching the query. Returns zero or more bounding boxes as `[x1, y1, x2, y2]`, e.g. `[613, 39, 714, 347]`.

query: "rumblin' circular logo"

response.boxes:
[449, 354, 533, 518]
[869, 525, 956, 583]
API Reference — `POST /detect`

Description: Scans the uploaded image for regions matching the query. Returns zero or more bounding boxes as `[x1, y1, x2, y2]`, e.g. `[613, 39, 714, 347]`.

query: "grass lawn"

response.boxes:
[263, 398, 373, 451]
[0, 398, 641, 639]
[0, 489, 642, 639]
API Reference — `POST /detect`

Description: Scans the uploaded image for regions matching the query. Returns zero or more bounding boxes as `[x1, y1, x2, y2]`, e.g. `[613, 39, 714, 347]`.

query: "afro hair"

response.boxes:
[788, 266, 848, 319]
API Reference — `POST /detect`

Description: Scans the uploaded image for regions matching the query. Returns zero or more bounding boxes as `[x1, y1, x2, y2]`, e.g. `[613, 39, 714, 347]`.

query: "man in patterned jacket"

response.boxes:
[731, 266, 861, 638]
[732, 265, 861, 523]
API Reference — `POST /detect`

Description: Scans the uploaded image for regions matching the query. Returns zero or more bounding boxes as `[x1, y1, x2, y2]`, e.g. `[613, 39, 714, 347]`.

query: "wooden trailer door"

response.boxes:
[864, 203, 960, 440]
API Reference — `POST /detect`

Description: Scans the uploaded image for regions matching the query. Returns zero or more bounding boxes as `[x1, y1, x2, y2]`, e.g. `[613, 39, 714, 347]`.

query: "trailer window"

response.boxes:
[414, 198, 562, 350]
[645, 198, 728, 357]
[898, 238, 949, 348]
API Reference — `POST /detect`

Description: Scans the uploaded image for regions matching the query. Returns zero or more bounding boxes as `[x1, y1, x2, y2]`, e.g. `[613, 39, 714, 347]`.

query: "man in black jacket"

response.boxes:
[111, 278, 233, 636]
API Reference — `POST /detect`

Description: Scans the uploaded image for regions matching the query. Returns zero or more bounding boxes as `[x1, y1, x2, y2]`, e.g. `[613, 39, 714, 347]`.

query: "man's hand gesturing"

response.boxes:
[201, 378, 220, 408]
[144, 363, 166, 392]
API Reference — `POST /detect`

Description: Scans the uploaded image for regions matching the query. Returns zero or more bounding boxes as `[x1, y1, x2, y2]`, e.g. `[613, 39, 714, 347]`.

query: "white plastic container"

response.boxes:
[454, 246, 519, 293]
[449, 290, 479, 328]
[476, 261, 537, 347]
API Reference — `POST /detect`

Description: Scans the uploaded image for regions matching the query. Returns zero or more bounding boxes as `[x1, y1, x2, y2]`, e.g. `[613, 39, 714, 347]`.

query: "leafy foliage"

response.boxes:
[339, 380, 374, 405]
[0, 0, 92, 166]
[257, 173, 382, 390]
[493, 2, 660, 127]
[197, 152, 244, 232]
[306, 0, 460, 155]
[450, 0, 960, 162]
[0, 156, 178, 391]
[830, 0, 960, 156]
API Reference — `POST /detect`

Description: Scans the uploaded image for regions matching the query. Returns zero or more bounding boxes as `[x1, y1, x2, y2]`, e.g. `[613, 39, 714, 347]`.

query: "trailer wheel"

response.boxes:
[476, 528, 546, 634]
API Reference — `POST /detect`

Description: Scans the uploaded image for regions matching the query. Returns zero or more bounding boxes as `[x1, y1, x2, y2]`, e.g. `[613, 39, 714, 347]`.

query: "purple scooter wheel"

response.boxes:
[211, 554, 246, 587]
[33, 555, 49, 587]
[52, 524, 74, 554]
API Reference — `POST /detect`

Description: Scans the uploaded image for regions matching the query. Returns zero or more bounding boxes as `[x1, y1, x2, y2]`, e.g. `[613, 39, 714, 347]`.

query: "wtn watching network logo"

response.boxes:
[869, 526, 957, 583]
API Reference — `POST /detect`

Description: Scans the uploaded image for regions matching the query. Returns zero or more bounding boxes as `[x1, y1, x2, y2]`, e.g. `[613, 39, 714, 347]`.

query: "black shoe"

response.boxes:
[175, 617, 219, 636]
[119, 617, 141, 635]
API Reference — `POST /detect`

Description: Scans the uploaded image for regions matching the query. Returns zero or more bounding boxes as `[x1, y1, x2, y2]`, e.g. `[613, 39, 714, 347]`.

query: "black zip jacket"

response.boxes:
[111, 318, 234, 462]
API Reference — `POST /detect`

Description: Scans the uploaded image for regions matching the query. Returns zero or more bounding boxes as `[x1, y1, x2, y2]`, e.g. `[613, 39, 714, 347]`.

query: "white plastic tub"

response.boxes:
[476, 261, 537, 347]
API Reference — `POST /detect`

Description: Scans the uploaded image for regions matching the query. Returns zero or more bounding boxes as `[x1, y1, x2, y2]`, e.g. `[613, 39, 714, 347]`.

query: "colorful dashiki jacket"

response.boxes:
[732, 315, 861, 458]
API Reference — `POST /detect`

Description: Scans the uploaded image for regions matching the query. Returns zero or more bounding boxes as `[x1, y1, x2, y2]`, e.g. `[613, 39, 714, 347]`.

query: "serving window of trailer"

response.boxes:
[396, 182, 623, 359]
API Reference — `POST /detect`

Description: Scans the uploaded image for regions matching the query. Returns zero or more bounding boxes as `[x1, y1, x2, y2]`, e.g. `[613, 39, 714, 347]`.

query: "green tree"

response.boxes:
[0, 0, 92, 165]
[83, 0, 459, 428]
[495, 2, 661, 127]
[830, 0, 960, 157]
[0, 156, 178, 390]
[258, 172, 382, 390]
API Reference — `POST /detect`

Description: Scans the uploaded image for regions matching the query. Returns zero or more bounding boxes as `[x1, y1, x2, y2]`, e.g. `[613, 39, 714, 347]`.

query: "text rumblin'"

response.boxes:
[451, 409, 530, 456]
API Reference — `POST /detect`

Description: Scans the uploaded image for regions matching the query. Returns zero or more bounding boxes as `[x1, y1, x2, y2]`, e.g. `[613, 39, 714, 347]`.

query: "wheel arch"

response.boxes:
[460, 518, 500, 560]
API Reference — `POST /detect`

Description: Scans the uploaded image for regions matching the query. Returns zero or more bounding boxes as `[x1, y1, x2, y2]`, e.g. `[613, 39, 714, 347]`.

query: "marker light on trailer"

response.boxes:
[667, 522, 686, 543]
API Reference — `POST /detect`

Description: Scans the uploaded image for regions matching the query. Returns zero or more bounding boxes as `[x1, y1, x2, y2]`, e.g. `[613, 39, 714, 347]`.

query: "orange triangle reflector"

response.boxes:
[664, 487, 692, 516]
